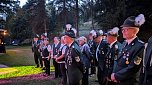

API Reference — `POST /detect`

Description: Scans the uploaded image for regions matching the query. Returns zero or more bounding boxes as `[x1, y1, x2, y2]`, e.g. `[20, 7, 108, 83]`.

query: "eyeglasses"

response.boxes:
[121, 28, 129, 32]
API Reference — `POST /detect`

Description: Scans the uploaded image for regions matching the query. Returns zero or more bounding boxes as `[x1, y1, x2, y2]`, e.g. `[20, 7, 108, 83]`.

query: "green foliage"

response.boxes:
[94, 0, 126, 30]
[0, 0, 20, 13]
[0, 46, 35, 66]
[18, 0, 47, 35]
[7, 8, 32, 40]
[0, 66, 42, 79]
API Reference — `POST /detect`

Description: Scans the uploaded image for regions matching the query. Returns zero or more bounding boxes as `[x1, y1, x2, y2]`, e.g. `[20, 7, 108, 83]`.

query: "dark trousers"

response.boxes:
[60, 63, 67, 85]
[90, 63, 96, 74]
[69, 81, 81, 85]
[82, 68, 89, 85]
[34, 52, 43, 67]
[143, 76, 152, 85]
[98, 66, 106, 85]
[43, 58, 50, 75]
[90, 58, 96, 74]
[53, 59, 61, 78]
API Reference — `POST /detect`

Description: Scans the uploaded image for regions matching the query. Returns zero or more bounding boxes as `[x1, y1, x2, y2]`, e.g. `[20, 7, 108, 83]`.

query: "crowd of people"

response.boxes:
[32, 14, 152, 85]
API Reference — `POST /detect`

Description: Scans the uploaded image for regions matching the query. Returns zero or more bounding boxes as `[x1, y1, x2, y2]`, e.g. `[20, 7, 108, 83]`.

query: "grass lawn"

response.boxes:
[0, 46, 35, 66]
[0, 46, 54, 78]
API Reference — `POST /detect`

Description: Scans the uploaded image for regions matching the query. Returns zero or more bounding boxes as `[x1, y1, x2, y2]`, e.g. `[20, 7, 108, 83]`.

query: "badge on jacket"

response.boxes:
[134, 56, 142, 65]
[75, 56, 80, 62]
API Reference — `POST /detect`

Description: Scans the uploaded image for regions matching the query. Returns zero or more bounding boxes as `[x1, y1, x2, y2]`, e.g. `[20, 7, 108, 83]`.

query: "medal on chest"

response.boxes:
[67, 49, 72, 65]
[122, 49, 130, 65]
[125, 52, 130, 64]
[125, 57, 129, 64]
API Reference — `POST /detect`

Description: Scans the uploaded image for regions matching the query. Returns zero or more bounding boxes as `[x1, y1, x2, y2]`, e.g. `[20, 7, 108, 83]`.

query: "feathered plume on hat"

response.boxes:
[66, 24, 72, 31]
[44, 32, 47, 36]
[35, 34, 39, 38]
[108, 27, 119, 37]
[90, 29, 104, 38]
[99, 30, 103, 35]
[65, 28, 77, 38]
[90, 30, 97, 37]
[121, 14, 145, 28]
[135, 14, 145, 27]
[71, 28, 77, 36]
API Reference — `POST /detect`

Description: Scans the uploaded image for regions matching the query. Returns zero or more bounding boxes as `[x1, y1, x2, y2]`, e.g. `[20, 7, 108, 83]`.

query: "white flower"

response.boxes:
[135, 14, 145, 26]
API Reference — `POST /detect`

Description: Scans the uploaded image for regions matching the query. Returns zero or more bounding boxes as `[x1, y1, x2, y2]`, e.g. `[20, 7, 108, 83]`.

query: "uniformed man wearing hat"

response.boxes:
[55, 36, 68, 85]
[140, 36, 152, 85]
[111, 14, 145, 85]
[32, 34, 42, 68]
[78, 36, 92, 85]
[64, 28, 83, 85]
[88, 30, 98, 76]
[105, 27, 122, 85]
[52, 37, 61, 78]
[41, 38, 51, 76]
[39, 33, 46, 69]
[95, 29, 109, 85]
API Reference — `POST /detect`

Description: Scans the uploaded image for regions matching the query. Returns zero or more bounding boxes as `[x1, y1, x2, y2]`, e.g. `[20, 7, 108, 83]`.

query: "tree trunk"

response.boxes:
[76, 0, 79, 37]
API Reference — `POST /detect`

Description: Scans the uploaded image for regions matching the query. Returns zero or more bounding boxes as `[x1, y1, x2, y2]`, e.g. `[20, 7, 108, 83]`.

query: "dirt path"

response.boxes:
[0, 73, 99, 85]
[0, 73, 61, 85]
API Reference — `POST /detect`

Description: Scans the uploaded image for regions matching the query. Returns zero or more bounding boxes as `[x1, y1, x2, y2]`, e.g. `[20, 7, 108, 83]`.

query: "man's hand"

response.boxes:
[47, 56, 50, 61]
[91, 59, 94, 63]
[38, 49, 40, 53]
[106, 77, 111, 81]
[111, 73, 118, 82]
[55, 58, 58, 62]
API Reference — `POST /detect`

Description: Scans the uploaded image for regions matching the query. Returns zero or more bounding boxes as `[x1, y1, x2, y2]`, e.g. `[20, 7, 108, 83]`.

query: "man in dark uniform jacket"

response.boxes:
[105, 27, 122, 85]
[52, 37, 61, 78]
[95, 30, 109, 85]
[64, 28, 83, 85]
[39, 34, 47, 69]
[32, 35, 43, 68]
[41, 38, 51, 76]
[55, 36, 68, 85]
[111, 14, 145, 85]
[140, 36, 152, 85]
[88, 31, 98, 75]
[78, 36, 92, 85]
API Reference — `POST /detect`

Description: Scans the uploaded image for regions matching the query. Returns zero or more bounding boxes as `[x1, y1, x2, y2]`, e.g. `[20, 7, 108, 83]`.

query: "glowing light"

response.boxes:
[4, 32, 6, 35]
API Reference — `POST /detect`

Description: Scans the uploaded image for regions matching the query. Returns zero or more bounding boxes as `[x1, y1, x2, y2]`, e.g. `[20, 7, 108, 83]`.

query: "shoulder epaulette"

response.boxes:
[138, 40, 144, 44]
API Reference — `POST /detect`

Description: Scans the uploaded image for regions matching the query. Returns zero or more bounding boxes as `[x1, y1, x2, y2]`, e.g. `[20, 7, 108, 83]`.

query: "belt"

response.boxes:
[42, 57, 49, 58]
[58, 61, 65, 63]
